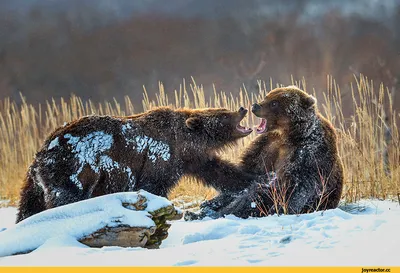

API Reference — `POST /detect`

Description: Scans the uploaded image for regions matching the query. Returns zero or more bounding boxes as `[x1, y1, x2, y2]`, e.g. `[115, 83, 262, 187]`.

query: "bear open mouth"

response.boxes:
[256, 118, 267, 134]
[236, 123, 253, 134]
[235, 107, 252, 135]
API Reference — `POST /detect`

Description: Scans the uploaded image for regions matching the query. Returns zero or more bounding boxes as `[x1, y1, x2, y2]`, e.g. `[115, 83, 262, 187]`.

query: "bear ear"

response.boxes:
[186, 117, 203, 130]
[304, 95, 317, 109]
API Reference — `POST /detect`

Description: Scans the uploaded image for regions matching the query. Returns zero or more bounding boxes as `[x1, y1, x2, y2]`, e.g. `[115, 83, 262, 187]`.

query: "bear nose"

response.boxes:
[239, 106, 245, 112]
[252, 103, 261, 113]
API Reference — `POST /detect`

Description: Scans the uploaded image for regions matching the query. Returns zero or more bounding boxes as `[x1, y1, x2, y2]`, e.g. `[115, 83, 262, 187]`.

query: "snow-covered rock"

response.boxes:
[0, 190, 182, 257]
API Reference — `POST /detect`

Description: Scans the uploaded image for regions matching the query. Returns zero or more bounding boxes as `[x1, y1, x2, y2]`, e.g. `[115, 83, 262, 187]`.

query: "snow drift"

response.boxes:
[0, 199, 399, 266]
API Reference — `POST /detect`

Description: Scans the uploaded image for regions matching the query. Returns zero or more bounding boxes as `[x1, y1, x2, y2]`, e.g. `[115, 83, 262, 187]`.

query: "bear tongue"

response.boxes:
[256, 118, 267, 134]
[236, 124, 253, 134]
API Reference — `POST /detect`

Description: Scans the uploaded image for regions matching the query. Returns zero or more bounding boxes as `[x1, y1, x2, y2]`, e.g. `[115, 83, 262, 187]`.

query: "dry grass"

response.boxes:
[322, 76, 399, 203]
[0, 76, 399, 206]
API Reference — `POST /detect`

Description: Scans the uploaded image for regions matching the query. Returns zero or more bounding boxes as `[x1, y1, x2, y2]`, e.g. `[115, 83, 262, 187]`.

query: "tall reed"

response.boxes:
[0, 75, 398, 206]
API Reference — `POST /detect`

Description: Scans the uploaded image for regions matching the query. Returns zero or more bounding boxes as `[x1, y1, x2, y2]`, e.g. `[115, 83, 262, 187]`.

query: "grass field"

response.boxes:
[0, 76, 398, 206]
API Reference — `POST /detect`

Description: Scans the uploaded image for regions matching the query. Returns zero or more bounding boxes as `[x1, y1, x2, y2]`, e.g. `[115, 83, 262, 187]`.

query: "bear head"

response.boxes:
[185, 107, 252, 148]
[251, 86, 317, 134]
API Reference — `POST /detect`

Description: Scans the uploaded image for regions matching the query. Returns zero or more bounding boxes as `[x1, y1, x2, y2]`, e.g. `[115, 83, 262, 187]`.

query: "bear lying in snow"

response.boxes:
[17, 106, 258, 223]
[185, 86, 344, 220]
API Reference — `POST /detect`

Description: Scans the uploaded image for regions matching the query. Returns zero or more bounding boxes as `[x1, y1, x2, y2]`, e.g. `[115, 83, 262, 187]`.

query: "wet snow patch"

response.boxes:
[48, 137, 59, 150]
[182, 219, 240, 244]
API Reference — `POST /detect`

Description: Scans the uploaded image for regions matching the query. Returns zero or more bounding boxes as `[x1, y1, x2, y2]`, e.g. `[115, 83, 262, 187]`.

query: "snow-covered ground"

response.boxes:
[0, 199, 399, 266]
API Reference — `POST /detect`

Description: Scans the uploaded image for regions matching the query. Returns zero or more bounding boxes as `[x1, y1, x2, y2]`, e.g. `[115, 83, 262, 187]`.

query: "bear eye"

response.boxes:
[270, 100, 279, 109]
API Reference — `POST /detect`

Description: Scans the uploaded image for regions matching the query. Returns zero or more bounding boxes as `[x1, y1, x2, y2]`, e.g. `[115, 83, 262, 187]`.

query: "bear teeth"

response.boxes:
[236, 124, 252, 134]
[256, 118, 267, 134]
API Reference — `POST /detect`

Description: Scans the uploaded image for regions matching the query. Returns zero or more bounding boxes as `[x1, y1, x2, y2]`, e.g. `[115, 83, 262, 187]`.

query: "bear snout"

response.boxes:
[238, 106, 248, 117]
[251, 103, 261, 113]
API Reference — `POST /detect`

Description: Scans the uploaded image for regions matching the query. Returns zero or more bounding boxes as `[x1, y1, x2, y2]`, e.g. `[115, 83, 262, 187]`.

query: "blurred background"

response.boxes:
[0, 0, 399, 205]
[0, 0, 399, 110]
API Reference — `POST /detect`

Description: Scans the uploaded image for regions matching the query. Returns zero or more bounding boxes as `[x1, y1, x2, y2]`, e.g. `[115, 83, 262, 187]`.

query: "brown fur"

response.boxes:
[243, 86, 344, 214]
[187, 86, 344, 220]
[17, 106, 257, 222]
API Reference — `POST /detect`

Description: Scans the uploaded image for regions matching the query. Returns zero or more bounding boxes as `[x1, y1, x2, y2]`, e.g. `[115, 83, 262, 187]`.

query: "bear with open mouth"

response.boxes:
[186, 85, 344, 220]
[16, 106, 258, 223]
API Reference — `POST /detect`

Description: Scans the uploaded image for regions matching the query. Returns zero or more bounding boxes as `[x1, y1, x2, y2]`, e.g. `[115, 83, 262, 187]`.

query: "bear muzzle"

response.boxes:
[251, 103, 262, 114]
[235, 107, 252, 135]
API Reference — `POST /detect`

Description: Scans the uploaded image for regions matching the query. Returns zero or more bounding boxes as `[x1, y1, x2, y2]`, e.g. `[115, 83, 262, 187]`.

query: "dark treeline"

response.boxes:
[0, 1, 399, 115]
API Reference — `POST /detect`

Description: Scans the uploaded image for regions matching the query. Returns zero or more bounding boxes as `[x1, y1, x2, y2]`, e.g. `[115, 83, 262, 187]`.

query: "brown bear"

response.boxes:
[16, 106, 258, 223]
[185, 86, 344, 220]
